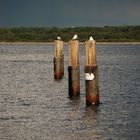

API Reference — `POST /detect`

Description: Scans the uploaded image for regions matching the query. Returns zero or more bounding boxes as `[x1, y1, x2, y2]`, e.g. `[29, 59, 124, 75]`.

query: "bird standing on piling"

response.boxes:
[57, 36, 61, 40]
[72, 34, 78, 40]
[89, 36, 94, 41]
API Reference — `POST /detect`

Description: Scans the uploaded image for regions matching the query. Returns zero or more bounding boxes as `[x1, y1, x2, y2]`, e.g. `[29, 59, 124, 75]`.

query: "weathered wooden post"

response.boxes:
[68, 39, 80, 97]
[85, 38, 99, 106]
[54, 40, 64, 80]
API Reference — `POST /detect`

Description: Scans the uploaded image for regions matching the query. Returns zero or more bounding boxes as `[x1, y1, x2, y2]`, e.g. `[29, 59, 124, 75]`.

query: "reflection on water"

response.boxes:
[0, 43, 140, 140]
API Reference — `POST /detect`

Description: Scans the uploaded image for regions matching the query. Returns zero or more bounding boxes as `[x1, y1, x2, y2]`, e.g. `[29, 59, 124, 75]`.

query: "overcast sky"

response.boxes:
[0, 0, 140, 27]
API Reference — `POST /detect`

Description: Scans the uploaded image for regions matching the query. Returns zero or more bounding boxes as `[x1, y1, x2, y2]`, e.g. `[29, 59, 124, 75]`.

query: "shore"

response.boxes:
[0, 41, 140, 45]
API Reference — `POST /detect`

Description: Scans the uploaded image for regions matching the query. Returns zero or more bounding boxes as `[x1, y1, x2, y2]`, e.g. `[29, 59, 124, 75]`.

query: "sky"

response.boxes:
[0, 0, 140, 27]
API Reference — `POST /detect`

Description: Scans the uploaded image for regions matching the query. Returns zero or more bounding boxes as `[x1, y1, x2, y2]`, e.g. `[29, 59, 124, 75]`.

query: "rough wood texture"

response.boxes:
[85, 40, 96, 65]
[68, 66, 80, 97]
[68, 40, 80, 97]
[54, 40, 63, 58]
[54, 40, 64, 80]
[85, 65, 99, 105]
[69, 40, 79, 66]
[85, 40, 99, 106]
[54, 56, 64, 79]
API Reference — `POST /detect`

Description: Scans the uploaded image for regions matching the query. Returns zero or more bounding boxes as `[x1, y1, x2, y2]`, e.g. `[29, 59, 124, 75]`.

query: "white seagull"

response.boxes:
[72, 34, 78, 40]
[57, 36, 61, 40]
[89, 36, 94, 41]
[85, 73, 95, 80]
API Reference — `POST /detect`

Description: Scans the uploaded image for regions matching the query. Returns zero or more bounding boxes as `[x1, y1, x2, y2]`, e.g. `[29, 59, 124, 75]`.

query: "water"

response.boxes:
[0, 43, 140, 140]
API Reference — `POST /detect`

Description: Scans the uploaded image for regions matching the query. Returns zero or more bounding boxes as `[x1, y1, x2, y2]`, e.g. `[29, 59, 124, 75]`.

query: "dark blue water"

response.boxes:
[0, 43, 140, 140]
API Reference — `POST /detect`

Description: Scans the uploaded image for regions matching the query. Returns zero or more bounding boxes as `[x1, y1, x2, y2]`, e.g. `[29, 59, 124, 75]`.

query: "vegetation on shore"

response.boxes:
[0, 25, 140, 42]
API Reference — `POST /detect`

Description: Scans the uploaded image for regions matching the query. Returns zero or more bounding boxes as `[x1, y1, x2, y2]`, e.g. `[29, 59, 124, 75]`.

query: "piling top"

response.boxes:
[54, 40, 63, 46]
[85, 40, 96, 46]
[69, 40, 79, 45]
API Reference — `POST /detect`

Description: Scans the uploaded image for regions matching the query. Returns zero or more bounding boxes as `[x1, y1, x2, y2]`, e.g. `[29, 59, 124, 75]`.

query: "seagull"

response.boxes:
[89, 36, 94, 41]
[57, 36, 61, 40]
[72, 34, 78, 40]
[85, 73, 95, 80]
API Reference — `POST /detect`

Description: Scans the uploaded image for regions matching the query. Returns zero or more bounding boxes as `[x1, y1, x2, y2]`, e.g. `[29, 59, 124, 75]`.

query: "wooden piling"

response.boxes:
[85, 40, 99, 105]
[68, 40, 80, 97]
[54, 40, 64, 80]
[85, 40, 97, 65]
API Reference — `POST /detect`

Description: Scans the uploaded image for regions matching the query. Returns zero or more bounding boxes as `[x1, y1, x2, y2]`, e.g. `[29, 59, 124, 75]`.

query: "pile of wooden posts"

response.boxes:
[53, 36, 99, 106]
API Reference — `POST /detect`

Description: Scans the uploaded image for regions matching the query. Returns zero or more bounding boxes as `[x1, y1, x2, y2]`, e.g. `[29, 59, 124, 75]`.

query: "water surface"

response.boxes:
[0, 43, 140, 140]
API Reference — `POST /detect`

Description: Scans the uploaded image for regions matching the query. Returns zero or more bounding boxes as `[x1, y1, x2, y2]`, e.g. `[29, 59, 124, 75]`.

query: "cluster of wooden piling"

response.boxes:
[54, 38, 99, 106]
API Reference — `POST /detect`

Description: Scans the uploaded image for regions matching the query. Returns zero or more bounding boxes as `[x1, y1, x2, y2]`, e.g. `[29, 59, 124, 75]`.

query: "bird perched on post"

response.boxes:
[85, 73, 95, 80]
[57, 36, 61, 40]
[89, 36, 94, 41]
[72, 34, 78, 40]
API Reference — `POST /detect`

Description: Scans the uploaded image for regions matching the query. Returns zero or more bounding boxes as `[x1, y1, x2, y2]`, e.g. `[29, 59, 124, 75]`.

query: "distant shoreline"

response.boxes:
[0, 41, 140, 45]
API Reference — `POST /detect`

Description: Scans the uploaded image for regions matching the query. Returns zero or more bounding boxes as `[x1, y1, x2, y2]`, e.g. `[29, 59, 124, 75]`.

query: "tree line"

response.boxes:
[0, 25, 140, 42]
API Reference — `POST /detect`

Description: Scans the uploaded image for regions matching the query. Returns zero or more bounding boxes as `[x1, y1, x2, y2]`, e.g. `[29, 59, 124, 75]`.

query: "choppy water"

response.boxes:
[0, 43, 140, 140]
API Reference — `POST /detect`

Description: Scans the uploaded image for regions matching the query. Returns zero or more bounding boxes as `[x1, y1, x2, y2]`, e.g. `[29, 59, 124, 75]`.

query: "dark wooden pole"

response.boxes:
[68, 40, 80, 97]
[54, 40, 64, 80]
[85, 40, 100, 105]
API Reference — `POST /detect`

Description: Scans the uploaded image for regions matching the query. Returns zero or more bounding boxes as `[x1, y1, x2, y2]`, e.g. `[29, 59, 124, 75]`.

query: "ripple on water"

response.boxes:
[0, 44, 140, 140]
